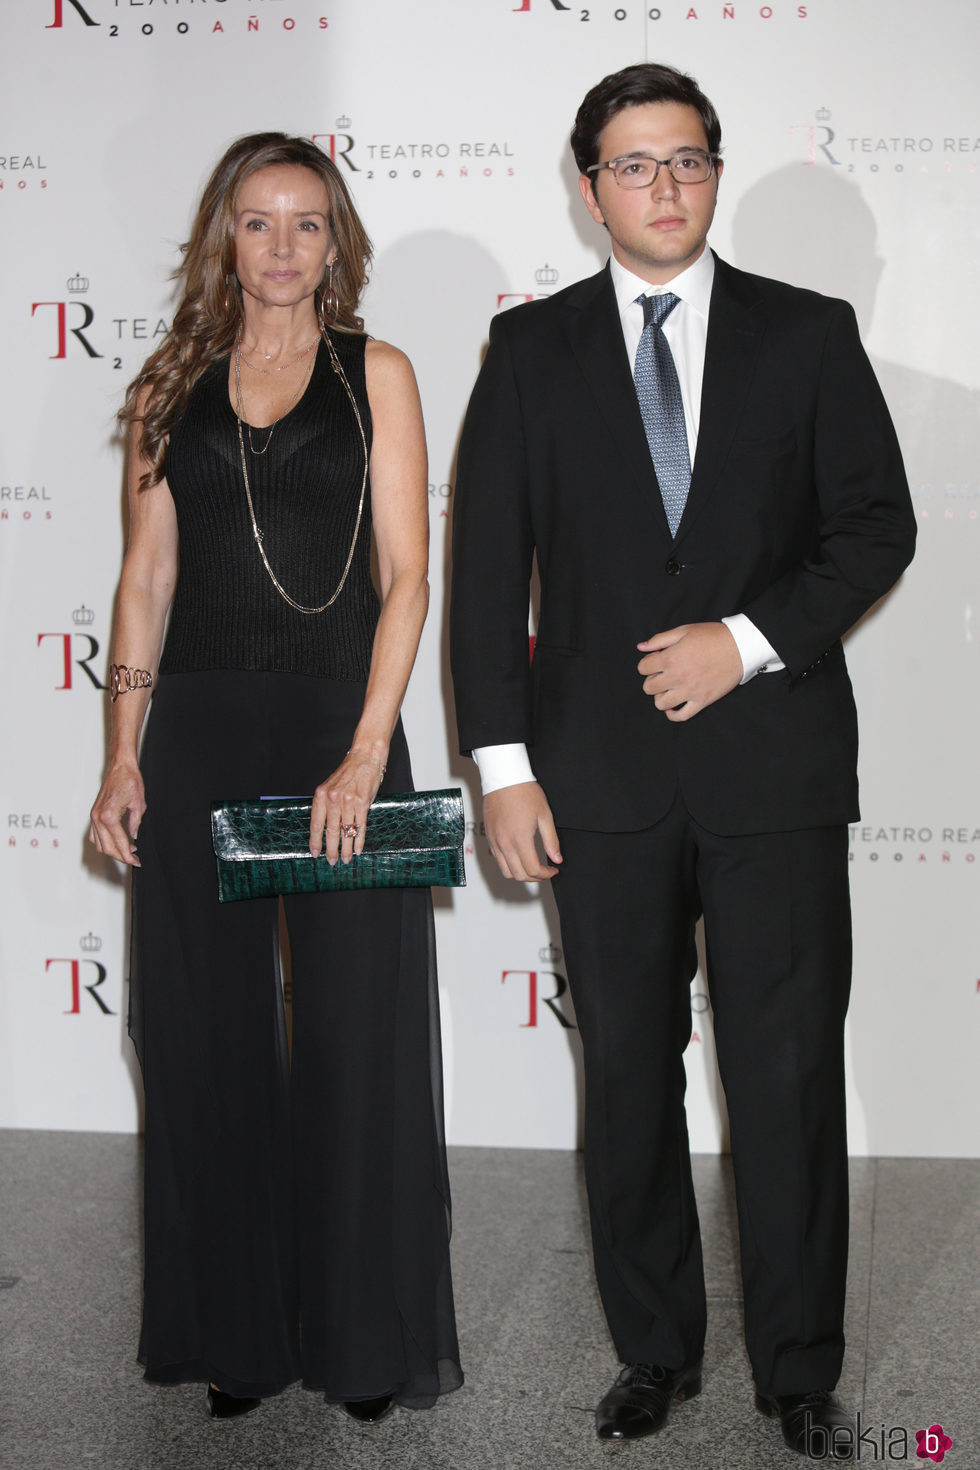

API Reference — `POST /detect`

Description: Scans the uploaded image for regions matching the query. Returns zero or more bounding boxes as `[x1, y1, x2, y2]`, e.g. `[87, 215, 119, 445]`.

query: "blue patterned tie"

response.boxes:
[633, 292, 691, 537]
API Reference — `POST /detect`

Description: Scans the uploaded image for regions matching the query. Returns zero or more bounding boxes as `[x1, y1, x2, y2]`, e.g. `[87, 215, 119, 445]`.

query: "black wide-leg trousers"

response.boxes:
[130, 671, 461, 1405]
[552, 791, 851, 1396]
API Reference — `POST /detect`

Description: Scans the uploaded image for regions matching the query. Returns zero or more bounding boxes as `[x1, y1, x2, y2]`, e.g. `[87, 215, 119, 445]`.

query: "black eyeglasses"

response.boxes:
[587, 149, 719, 189]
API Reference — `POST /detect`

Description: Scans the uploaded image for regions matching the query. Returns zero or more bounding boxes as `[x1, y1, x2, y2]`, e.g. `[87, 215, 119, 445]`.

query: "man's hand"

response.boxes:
[637, 622, 743, 722]
[484, 781, 562, 881]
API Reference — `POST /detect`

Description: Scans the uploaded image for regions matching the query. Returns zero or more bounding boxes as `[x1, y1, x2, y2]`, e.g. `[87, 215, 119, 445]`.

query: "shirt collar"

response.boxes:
[609, 246, 715, 322]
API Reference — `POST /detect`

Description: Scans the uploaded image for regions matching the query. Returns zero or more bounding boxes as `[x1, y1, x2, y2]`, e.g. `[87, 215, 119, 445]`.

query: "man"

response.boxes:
[450, 63, 915, 1459]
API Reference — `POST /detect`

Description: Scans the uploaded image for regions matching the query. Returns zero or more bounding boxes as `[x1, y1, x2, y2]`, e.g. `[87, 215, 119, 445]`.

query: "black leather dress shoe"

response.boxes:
[595, 1360, 703, 1441]
[342, 1393, 395, 1423]
[205, 1384, 261, 1419]
[756, 1389, 855, 1460]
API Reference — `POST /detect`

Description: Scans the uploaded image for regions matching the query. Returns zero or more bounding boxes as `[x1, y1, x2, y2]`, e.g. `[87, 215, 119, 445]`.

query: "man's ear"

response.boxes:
[578, 173, 605, 227]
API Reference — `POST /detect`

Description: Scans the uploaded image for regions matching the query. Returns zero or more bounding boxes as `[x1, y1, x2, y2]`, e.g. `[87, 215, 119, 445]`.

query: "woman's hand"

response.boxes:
[89, 758, 147, 867]
[309, 747, 387, 864]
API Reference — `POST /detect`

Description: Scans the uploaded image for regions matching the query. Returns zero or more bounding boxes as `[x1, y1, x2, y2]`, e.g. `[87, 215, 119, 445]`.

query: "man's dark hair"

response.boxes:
[571, 62, 722, 176]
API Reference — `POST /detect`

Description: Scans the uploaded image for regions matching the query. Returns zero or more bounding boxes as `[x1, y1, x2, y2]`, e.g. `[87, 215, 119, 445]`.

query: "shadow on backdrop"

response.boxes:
[733, 164, 979, 1153]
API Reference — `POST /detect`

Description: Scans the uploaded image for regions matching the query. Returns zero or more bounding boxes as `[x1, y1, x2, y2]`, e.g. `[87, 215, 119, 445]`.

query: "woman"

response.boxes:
[89, 134, 462, 1421]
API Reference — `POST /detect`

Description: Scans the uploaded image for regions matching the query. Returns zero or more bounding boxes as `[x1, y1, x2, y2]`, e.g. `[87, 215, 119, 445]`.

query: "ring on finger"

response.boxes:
[341, 821, 360, 839]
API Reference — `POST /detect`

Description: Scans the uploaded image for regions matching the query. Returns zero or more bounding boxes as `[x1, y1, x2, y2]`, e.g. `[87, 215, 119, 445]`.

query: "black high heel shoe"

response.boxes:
[342, 1393, 395, 1423]
[206, 1383, 261, 1419]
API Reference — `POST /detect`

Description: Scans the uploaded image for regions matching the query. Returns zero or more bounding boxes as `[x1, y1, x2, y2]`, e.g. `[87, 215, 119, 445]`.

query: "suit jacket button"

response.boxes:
[665, 558, 681, 576]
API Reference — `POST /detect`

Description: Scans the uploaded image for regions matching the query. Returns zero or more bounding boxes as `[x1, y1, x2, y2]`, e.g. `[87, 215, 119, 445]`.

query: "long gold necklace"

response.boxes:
[233, 328, 369, 616]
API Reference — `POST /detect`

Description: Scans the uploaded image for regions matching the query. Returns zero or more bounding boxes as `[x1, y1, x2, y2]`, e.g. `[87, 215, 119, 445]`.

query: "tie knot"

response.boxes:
[638, 291, 680, 330]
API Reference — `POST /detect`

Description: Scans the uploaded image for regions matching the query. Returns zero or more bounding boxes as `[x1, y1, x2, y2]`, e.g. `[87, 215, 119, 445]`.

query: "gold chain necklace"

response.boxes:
[235, 339, 315, 456]
[234, 328, 369, 616]
[239, 333, 321, 375]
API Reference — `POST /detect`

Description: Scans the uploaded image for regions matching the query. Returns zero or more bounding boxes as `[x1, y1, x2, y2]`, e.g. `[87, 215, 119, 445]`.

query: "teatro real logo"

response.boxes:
[31, 275, 102, 361]
[513, 2, 812, 22]
[45, 934, 116, 1016]
[44, 0, 329, 41]
[322, 116, 517, 183]
[1, 481, 53, 524]
[7, 811, 61, 850]
[45, 0, 99, 27]
[36, 606, 106, 691]
[502, 946, 576, 1030]
[312, 121, 359, 173]
[791, 106, 979, 177]
[849, 823, 980, 865]
[30, 273, 170, 369]
[0, 150, 49, 194]
[791, 106, 840, 166]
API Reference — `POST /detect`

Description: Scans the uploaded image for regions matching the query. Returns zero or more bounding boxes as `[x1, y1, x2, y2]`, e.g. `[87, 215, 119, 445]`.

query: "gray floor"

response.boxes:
[0, 1135, 976, 1470]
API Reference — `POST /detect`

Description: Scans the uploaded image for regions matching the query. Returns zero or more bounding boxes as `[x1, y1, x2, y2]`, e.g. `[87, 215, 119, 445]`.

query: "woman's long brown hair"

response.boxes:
[121, 132, 372, 488]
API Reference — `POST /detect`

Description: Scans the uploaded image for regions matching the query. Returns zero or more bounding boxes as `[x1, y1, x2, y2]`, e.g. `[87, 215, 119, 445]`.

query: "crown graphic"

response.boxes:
[67, 272, 89, 294]
[815, 106, 831, 122]
[535, 263, 559, 286]
[538, 943, 562, 964]
[72, 604, 95, 625]
[335, 114, 352, 130]
[80, 932, 102, 953]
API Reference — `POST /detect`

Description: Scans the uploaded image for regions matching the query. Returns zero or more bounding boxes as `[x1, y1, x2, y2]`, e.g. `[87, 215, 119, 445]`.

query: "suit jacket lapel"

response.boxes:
[562, 266, 671, 536]
[676, 255, 766, 547]
[561, 257, 767, 545]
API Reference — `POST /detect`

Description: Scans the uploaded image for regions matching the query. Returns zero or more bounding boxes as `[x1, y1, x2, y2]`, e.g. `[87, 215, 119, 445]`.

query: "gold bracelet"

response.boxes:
[109, 664, 153, 703]
[346, 748, 387, 777]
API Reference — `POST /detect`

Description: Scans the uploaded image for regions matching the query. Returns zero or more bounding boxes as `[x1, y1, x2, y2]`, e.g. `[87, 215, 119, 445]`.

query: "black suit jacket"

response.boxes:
[450, 255, 916, 835]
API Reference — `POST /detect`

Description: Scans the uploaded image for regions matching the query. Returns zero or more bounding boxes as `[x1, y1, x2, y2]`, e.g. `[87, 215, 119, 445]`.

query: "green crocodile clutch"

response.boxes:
[211, 788, 465, 902]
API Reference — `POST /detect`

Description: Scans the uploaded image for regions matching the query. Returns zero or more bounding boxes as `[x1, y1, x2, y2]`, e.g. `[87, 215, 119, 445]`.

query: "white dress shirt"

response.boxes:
[473, 247, 783, 796]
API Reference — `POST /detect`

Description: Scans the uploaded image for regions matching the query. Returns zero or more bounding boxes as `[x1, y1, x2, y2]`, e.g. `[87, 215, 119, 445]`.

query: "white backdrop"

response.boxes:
[2, 0, 977, 1157]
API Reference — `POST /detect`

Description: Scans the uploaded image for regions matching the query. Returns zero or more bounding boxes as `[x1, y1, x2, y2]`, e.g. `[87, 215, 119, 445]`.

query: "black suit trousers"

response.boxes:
[551, 791, 851, 1396]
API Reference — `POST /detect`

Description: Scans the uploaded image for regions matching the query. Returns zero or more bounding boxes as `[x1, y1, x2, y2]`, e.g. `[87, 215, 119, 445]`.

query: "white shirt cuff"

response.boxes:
[472, 744, 537, 796]
[721, 614, 784, 684]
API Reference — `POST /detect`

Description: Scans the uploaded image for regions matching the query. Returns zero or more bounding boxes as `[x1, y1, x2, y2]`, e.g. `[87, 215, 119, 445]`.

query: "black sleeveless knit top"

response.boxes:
[159, 331, 378, 680]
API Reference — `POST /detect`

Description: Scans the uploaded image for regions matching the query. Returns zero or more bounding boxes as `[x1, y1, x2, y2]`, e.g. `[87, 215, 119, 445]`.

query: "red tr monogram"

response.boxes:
[46, 0, 100, 28]
[310, 134, 359, 172]
[37, 634, 105, 691]
[789, 123, 841, 166]
[45, 959, 116, 1016]
[502, 970, 575, 1029]
[31, 302, 102, 359]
